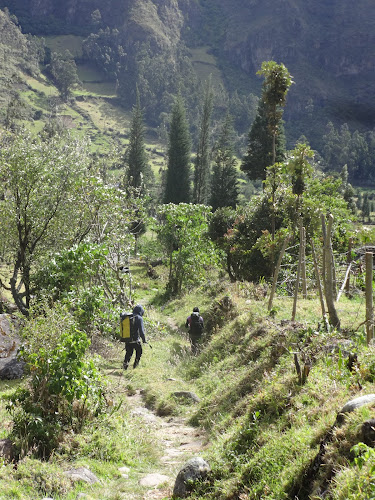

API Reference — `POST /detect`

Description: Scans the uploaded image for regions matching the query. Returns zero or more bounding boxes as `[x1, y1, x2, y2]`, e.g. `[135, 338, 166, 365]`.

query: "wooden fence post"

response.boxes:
[292, 226, 303, 321]
[268, 235, 290, 311]
[366, 252, 374, 345]
[321, 214, 326, 288]
[301, 225, 307, 299]
[323, 214, 340, 329]
[311, 239, 329, 331]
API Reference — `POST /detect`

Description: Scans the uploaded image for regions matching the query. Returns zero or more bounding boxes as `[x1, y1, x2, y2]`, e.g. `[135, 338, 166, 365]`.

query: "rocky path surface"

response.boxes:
[122, 389, 208, 499]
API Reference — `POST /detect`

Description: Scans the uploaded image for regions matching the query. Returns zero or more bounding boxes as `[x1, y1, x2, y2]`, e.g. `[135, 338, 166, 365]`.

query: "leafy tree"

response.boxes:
[82, 27, 126, 81]
[362, 193, 371, 221]
[257, 61, 293, 166]
[249, 61, 292, 240]
[349, 130, 370, 183]
[194, 78, 213, 204]
[340, 165, 357, 214]
[126, 89, 150, 192]
[287, 143, 314, 217]
[90, 9, 102, 26]
[210, 115, 239, 210]
[156, 203, 218, 294]
[116, 41, 199, 127]
[0, 131, 98, 315]
[164, 94, 192, 204]
[211, 152, 354, 282]
[241, 99, 286, 181]
[322, 122, 350, 172]
[32, 243, 107, 301]
[4, 91, 27, 130]
[50, 50, 80, 101]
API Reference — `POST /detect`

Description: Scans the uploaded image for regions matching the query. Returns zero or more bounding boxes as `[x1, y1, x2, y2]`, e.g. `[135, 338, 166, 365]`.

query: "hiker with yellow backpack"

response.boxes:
[120, 304, 147, 370]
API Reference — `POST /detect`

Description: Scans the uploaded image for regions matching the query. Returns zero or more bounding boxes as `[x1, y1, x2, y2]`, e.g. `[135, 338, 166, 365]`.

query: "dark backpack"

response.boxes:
[190, 312, 203, 336]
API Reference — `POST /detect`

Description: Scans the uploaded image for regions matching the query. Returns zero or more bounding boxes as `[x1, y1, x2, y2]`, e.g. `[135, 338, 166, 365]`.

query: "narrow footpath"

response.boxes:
[95, 323, 208, 500]
[125, 389, 207, 499]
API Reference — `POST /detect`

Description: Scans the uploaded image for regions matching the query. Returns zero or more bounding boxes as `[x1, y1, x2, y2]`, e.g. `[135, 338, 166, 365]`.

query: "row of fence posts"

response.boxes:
[268, 214, 374, 344]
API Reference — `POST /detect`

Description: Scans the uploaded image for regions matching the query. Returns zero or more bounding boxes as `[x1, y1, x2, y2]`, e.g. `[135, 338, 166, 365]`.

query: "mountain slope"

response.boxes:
[1, 0, 374, 147]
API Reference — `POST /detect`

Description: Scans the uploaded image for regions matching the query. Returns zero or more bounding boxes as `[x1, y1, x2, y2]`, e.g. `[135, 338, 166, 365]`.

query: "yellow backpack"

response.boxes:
[119, 313, 134, 342]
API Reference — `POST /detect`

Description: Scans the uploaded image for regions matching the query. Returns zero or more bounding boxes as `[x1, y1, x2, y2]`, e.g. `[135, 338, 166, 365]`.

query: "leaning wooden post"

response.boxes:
[301, 225, 307, 299]
[337, 263, 352, 302]
[345, 237, 353, 296]
[311, 239, 329, 331]
[268, 235, 290, 311]
[323, 214, 340, 329]
[365, 252, 374, 345]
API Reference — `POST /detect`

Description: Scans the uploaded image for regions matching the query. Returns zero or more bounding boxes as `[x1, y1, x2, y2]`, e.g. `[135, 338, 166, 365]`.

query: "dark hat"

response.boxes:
[193, 307, 199, 312]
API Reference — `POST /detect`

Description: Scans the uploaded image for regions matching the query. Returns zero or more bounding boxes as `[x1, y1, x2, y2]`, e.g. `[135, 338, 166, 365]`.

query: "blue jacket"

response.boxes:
[132, 304, 146, 343]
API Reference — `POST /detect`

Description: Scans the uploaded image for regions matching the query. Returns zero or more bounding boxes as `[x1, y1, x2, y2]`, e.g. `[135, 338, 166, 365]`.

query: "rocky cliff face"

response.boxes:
[125, 0, 184, 52]
[205, 0, 375, 135]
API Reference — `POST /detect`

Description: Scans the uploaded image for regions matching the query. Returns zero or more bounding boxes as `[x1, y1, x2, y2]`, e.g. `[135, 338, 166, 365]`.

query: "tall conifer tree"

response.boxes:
[194, 79, 213, 204]
[241, 99, 286, 181]
[164, 94, 192, 204]
[210, 115, 239, 211]
[127, 89, 149, 193]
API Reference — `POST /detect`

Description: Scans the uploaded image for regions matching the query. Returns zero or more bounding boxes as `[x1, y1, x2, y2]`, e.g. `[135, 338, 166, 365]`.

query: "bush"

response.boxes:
[6, 327, 105, 458]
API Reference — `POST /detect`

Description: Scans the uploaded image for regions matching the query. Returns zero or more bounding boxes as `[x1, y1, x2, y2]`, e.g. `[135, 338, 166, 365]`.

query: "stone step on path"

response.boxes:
[124, 390, 208, 499]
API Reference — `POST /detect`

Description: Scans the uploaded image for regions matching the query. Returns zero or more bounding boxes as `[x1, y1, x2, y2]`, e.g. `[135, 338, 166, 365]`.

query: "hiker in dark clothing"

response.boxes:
[185, 307, 204, 354]
[123, 304, 147, 370]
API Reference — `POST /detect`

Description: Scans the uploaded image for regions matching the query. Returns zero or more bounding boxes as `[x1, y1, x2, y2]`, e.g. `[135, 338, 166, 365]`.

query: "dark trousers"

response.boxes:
[124, 342, 143, 368]
[189, 334, 201, 354]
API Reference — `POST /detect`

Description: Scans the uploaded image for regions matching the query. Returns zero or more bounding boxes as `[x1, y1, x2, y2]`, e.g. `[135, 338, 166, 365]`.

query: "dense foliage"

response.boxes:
[155, 203, 218, 294]
[6, 310, 104, 458]
[322, 122, 375, 185]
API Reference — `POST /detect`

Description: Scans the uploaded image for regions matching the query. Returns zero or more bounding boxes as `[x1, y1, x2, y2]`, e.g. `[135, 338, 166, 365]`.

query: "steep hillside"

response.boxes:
[0, 10, 40, 111]
[1, 0, 374, 148]
[196, 0, 375, 144]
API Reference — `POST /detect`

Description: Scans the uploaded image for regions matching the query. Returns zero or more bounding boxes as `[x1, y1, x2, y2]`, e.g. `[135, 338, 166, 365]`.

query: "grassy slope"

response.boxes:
[127, 261, 375, 499]
[1, 259, 375, 498]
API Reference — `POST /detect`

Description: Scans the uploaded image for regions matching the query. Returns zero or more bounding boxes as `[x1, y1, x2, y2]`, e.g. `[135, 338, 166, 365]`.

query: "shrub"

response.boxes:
[6, 327, 105, 458]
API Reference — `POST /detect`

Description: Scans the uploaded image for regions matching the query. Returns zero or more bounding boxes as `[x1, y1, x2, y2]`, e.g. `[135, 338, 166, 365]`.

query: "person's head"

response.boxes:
[133, 304, 144, 316]
[193, 307, 199, 313]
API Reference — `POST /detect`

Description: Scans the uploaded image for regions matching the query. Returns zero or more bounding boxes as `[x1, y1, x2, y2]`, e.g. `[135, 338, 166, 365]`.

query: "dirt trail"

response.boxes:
[125, 389, 208, 499]
[96, 330, 208, 500]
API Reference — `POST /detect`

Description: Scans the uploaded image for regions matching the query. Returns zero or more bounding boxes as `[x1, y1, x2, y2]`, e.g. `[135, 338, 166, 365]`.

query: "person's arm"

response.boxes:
[138, 316, 146, 343]
[186, 316, 190, 328]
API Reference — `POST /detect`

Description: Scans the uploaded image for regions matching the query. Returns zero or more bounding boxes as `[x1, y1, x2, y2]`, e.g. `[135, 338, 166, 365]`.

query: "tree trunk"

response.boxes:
[268, 235, 289, 311]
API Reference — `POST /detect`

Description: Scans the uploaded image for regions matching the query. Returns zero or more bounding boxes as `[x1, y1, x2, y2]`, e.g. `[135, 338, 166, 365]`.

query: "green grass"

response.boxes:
[44, 35, 84, 58]
[189, 46, 223, 85]
[1, 256, 375, 498]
